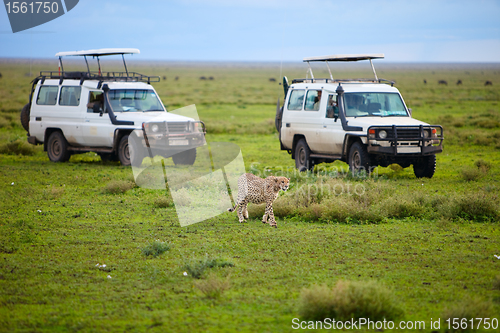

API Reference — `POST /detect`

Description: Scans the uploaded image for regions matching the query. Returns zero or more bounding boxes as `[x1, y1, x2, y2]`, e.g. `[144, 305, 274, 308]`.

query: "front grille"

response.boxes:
[150, 122, 189, 133]
[166, 122, 189, 133]
[385, 128, 421, 139]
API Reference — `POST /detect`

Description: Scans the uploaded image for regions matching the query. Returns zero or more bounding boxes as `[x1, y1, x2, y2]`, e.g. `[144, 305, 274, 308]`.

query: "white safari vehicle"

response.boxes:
[22, 48, 205, 166]
[276, 54, 443, 178]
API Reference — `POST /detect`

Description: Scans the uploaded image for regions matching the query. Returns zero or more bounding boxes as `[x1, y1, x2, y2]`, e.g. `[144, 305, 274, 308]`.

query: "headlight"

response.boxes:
[378, 130, 387, 139]
[423, 130, 430, 138]
[151, 124, 159, 133]
[194, 122, 204, 133]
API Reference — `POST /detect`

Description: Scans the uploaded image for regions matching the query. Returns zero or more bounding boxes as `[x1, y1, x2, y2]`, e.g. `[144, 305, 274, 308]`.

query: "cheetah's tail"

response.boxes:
[227, 204, 237, 212]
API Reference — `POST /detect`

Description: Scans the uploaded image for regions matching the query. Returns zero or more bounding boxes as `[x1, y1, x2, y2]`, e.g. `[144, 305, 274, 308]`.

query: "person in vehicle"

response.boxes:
[326, 95, 338, 118]
[87, 92, 104, 113]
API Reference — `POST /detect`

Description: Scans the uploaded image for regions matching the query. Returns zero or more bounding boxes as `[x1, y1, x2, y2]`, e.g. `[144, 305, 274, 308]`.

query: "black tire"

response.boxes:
[129, 135, 145, 167]
[295, 139, 313, 172]
[413, 155, 436, 178]
[172, 148, 196, 166]
[118, 135, 131, 166]
[47, 131, 71, 162]
[20, 103, 30, 132]
[348, 141, 372, 174]
[98, 152, 118, 162]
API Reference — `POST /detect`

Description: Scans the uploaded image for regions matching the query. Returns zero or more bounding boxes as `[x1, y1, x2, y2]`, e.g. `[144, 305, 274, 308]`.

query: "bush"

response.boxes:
[194, 275, 231, 299]
[298, 284, 336, 321]
[475, 159, 491, 173]
[388, 164, 404, 173]
[103, 180, 136, 194]
[141, 240, 170, 258]
[154, 196, 173, 208]
[382, 196, 424, 219]
[454, 193, 499, 222]
[0, 139, 36, 155]
[183, 256, 234, 279]
[319, 197, 383, 224]
[460, 167, 483, 181]
[298, 280, 403, 321]
[441, 298, 494, 332]
[272, 196, 296, 218]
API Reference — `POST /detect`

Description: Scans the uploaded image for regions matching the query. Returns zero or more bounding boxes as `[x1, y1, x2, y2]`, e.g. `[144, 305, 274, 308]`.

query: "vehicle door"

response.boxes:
[317, 93, 344, 155]
[82, 90, 114, 147]
[302, 89, 324, 152]
[281, 89, 305, 149]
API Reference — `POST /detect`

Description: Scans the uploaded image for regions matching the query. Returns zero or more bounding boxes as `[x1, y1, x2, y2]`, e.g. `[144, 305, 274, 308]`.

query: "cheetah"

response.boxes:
[227, 173, 290, 228]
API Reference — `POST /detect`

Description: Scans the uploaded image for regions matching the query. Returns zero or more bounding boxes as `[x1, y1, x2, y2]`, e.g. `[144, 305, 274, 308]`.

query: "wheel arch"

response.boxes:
[291, 134, 306, 160]
[43, 128, 64, 152]
[113, 128, 135, 153]
[342, 135, 365, 160]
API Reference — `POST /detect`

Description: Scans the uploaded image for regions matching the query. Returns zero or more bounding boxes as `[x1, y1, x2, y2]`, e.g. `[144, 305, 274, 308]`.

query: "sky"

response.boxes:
[0, 0, 499, 62]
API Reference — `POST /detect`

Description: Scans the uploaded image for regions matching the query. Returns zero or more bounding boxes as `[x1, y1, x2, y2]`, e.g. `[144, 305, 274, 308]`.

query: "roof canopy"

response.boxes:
[303, 53, 384, 62]
[55, 48, 140, 57]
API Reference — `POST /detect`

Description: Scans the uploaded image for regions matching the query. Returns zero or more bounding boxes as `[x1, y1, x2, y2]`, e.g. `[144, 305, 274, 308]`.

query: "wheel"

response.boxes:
[348, 141, 372, 174]
[98, 152, 118, 162]
[20, 103, 30, 132]
[47, 131, 71, 162]
[117, 135, 131, 166]
[129, 135, 145, 167]
[413, 155, 436, 178]
[172, 148, 196, 165]
[295, 139, 313, 172]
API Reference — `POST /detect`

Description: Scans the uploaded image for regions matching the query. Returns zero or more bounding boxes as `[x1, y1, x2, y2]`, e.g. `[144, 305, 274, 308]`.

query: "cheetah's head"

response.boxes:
[274, 177, 290, 192]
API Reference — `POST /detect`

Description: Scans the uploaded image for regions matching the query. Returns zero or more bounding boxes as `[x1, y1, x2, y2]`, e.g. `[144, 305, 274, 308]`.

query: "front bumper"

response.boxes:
[367, 125, 443, 156]
[141, 121, 206, 156]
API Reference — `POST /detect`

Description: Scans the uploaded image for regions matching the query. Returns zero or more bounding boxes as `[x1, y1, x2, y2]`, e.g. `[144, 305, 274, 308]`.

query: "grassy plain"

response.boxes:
[0, 59, 499, 332]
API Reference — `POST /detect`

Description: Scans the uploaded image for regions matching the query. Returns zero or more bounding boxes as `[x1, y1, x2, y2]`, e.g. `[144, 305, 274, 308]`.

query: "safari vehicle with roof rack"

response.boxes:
[21, 48, 206, 166]
[275, 54, 443, 178]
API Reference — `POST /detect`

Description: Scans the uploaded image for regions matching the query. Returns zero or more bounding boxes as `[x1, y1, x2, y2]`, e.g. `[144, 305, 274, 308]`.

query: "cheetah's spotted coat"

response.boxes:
[228, 173, 290, 227]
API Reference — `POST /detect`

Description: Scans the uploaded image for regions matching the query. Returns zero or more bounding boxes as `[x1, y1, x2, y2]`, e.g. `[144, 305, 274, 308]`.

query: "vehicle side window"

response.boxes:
[36, 86, 58, 105]
[287, 90, 305, 111]
[87, 91, 104, 113]
[59, 86, 81, 106]
[326, 94, 338, 118]
[304, 90, 322, 111]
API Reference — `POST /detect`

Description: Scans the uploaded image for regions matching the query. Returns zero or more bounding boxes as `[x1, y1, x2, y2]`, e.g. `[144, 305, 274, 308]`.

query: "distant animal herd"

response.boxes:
[425, 79, 493, 86]
[151, 74, 494, 86]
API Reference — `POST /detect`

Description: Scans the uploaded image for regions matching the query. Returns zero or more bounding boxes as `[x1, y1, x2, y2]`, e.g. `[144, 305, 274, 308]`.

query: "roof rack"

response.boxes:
[51, 48, 159, 84]
[291, 77, 395, 86]
[38, 71, 160, 84]
[303, 53, 385, 81]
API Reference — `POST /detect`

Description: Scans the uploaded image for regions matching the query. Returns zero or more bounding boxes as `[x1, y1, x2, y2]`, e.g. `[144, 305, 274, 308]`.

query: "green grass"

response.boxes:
[0, 60, 499, 332]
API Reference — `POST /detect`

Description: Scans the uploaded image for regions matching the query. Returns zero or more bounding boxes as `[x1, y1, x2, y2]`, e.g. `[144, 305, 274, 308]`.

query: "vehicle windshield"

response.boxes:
[344, 92, 408, 117]
[108, 89, 165, 112]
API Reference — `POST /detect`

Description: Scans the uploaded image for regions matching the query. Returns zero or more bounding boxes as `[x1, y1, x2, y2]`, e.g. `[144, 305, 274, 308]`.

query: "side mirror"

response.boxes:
[93, 103, 100, 113]
[408, 108, 412, 117]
